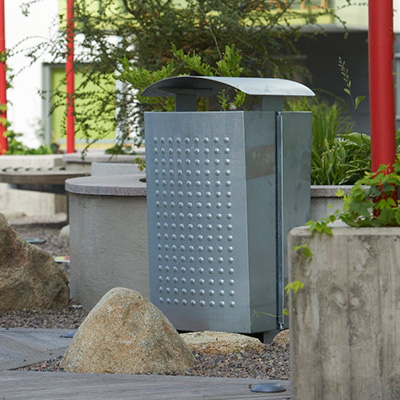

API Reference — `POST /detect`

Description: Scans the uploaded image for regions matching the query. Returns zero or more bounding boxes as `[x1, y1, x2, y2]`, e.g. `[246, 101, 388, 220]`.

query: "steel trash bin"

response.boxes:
[143, 76, 314, 334]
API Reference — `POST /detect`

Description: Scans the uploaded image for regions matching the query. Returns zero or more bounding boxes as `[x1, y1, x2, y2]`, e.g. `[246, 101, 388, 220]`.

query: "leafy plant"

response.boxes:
[5, 129, 55, 155]
[334, 162, 400, 227]
[113, 45, 247, 161]
[287, 97, 372, 185]
[286, 158, 400, 304]
[284, 242, 314, 305]
[172, 44, 246, 111]
[119, 44, 247, 115]
[304, 159, 400, 229]
[286, 55, 373, 185]
[338, 56, 365, 110]
[19, 0, 350, 151]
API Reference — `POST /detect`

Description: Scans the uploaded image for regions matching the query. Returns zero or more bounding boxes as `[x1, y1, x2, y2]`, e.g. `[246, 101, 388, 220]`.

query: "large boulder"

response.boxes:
[61, 287, 196, 374]
[181, 331, 265, 355]
[0, 213, 69, 313]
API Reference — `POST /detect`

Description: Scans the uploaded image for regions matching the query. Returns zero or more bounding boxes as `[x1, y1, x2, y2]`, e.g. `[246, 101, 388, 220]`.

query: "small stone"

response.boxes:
[181, 331, 265, 355]
[59, 225, 69, 238]
[272, 330, 289, 345]
[61, 288, 196, 374]
[0, 212, 69, 313]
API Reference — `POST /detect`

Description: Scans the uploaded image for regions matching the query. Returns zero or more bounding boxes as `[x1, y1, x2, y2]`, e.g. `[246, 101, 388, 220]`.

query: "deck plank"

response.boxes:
[0, 371, 291, 400]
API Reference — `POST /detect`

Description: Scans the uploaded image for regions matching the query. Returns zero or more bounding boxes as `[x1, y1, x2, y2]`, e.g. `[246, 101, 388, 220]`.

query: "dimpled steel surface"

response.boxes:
[146, 112, 273, 333]
[145, 111, 311, 333]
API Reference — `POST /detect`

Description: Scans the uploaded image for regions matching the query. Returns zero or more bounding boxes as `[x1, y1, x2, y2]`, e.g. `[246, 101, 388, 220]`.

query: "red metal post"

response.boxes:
[368, 0, 396, 172]
[0, 0, 7, 154]
[66, 0, 75, 153]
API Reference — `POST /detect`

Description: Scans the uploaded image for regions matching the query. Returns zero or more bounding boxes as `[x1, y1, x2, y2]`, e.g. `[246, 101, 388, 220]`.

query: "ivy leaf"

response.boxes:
[348, 201, 371, 218]
[354, 96, 365, 110]
[336, 188, 345, 198]
[294, 244, 314, 258]
[285, 281, 304, 295]
[380, 197, 397, 209]
[376, 208, 395, 225]
[381, 182, 395, 192]
[349, 186, 367, 202]
[306, 219, 333, 235]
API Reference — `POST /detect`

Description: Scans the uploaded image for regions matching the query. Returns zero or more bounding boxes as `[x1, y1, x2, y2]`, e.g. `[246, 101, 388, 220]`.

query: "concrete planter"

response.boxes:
[289, 226, 400, 400]
[309, 185, 351, 221]
[66, 174, 148, 310]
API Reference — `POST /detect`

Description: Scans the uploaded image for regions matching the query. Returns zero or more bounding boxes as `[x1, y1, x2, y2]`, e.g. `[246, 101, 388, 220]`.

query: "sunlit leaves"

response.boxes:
[285, 281, 304, 295]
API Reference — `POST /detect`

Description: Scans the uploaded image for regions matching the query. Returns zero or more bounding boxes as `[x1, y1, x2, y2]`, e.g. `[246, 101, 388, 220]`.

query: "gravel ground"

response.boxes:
[3, 214, 290, 380]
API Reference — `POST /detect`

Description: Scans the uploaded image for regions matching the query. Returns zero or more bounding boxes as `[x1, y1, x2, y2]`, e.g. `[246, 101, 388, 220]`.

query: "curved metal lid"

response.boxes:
[141, 76, 315, 97]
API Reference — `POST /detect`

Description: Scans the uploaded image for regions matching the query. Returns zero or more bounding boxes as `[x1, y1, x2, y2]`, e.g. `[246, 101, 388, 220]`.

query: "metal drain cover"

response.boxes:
[250, 383, 286, 393]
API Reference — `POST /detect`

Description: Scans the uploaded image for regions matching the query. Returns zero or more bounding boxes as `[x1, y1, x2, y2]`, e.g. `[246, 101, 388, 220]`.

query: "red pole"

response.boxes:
[368, 0, 396, 172]
[0, 0, 7, 154]
[66, 0, 75, 153]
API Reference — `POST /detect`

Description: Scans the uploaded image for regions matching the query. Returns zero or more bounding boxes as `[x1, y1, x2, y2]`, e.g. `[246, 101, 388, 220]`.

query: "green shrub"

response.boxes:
[5, 130, 55, 155]
[287, 97, 374, 185]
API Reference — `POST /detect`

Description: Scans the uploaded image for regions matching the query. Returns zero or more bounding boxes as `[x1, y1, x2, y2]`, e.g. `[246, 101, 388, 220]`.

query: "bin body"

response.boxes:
[145, 110, 311, 333]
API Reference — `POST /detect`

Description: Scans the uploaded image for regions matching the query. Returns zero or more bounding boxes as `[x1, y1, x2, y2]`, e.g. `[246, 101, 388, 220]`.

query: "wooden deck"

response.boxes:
[0, 371, 291, 400]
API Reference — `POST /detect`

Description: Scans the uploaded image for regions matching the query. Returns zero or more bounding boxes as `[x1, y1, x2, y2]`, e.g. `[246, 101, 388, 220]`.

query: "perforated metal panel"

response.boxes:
[144, 77, 313, 334]
[145, 111, 303, 333]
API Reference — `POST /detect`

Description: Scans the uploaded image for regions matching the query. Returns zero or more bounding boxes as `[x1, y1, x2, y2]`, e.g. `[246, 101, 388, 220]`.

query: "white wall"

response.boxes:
[5, 0, 58, 147]
[395, 0, 400, 34]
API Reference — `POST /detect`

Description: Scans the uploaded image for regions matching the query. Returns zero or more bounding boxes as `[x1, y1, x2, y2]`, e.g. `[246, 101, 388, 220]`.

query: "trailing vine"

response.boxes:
[286, 158, 400, 303]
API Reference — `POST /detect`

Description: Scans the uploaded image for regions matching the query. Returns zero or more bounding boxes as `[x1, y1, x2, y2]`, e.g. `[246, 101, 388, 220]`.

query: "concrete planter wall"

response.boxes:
[289, 226, 400, 400]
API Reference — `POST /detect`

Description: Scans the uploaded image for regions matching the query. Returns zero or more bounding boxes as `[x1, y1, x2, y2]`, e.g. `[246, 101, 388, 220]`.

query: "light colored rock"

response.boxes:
[0, 212, 69, 313]
[180, 331, 264, 355]
[61, 287, 196, 374]
[272, 330, 289, 345]
[59, 224, 69, 238]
